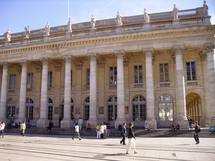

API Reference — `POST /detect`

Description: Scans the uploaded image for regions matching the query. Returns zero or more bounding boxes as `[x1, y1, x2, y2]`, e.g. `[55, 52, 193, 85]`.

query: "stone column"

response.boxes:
[18, 61, 27, 121]
[89, 55, 97, 126]
[116, 53, 125, 125]
[0, 63, 8, 120]
[145, 49, 157, 128]
[61, 57, 72, 128]
[205, 47, 215, 125]
[37, 60, 48, 127]
[175, 47, 188, 128]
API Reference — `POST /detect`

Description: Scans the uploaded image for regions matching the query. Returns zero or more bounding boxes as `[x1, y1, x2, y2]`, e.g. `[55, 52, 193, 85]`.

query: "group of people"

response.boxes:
[0, 120, 26, 138]
[120, 122, 137, 154]
[96, 123, 108, 139]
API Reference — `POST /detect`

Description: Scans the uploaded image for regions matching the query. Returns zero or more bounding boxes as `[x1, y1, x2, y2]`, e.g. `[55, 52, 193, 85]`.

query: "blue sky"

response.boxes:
[0, 0, 214, 35]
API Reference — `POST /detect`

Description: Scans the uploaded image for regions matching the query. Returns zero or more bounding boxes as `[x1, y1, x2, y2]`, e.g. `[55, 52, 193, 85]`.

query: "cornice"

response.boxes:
[0, 26, 214, 56]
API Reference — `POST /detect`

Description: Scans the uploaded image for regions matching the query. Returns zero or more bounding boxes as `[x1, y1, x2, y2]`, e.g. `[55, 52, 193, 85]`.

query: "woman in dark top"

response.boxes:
[126, 122, 137, 154]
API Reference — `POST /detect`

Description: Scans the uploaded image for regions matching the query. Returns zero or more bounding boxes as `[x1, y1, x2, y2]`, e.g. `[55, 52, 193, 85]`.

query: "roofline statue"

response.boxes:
[172, 4, 179, 21]
[144, 8, 150, 24]
[91, 15, 96, 30]
[44, 22, 50, 36]
[116, 11, 123, 26]
[5, 29, 11, 42]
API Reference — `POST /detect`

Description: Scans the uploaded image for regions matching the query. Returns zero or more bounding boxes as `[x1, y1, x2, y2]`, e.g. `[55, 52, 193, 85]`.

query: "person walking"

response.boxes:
[126, 122, 137, 154]
[194, 121, 201, 144]
[0, 121, 6, 138]
[20, 121, 26, 136]
[72, 123, 81, 140]
[120, 123, 126, 145]
[96, 123, 101, 139]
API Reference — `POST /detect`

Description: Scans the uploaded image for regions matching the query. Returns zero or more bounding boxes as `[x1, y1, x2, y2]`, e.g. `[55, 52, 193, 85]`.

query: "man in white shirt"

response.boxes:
[72, 123, 81, 140]
[0, 121, 6, 138]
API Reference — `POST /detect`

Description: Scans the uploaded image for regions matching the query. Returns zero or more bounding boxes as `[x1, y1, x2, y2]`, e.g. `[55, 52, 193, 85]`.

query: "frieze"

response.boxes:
[0, 26, 214, 61]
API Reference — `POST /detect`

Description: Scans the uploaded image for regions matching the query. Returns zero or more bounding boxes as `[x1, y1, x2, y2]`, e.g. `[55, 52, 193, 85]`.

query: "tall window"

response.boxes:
[107, 96, 117, 121]
[86, 68, 90, 88]
[186, 61, 196, 80]
[48, 98, 53, 120]
[60, 98, 74, 120]
[48, 71, 52, 89]
[27, 73, 33, 90]
[84, 97, 90, 120]
[132, 95, 146, 121]
[158, 95, 173, 121]
[109, 66, 117, 86]
[159, 63, 169, 82]
[7, 105, 16, 119]
[8, 74, 16, 90]
[26, 97, 34, 120]
[134, 65, 143, 84]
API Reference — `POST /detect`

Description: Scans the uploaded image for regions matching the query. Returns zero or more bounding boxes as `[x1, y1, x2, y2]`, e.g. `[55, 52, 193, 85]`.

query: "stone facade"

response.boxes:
[0, 3, 215, 129]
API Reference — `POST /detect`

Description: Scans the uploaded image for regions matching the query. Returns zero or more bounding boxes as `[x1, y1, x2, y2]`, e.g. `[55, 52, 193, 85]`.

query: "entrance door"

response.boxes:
[132, 95, 146, 127]
[107, 96, 117, 127]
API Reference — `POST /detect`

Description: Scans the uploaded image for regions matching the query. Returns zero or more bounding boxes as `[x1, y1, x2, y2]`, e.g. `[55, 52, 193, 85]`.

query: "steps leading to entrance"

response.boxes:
[5, 127, 215, 138]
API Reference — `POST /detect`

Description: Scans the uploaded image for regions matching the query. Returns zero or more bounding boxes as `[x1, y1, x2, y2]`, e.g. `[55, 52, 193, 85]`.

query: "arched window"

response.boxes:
[158, 95, 173, 121]
[48, 98, 53, 120]
[6, 98, 16, 119]
[26, 97, 34, 120]
[60, 98, 74, 120]
[107, 96, 117, 121]
[84, 97, 90, 120]
[132, 95, 146, 121]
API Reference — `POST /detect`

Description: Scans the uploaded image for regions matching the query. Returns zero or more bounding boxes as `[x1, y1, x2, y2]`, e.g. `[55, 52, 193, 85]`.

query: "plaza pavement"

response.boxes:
[0, 134, 215, 161]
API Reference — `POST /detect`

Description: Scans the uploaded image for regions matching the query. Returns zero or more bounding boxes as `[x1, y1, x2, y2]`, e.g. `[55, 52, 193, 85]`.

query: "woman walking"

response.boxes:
[126, 122, 137, 154]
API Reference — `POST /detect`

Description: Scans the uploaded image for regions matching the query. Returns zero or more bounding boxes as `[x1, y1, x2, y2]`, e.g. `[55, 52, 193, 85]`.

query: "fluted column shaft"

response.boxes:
[206, 48, 215, 124]
[89, 56, 97, 123]
[37, 60, 48, 127]
[18, 61, 27, 121]
[145, 50, 156, 128]
[116, 54, 125, 124]
[61, 57, 72, 128]
[0, 63, 8, 120]
[175, 48, 187, 128]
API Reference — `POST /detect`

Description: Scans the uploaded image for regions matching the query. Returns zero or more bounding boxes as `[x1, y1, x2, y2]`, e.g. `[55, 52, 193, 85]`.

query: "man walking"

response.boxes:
[120, 123, 126, 145]
[20, 121, 26, 136]
[126, 122, 137, 154]
[72, 123, 81, 140]
[194, 121, 201, 144]
[0, 121, 6, 138]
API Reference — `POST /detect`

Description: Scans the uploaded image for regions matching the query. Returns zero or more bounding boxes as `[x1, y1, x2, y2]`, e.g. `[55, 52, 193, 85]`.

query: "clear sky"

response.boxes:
[0, 0, 214, 35]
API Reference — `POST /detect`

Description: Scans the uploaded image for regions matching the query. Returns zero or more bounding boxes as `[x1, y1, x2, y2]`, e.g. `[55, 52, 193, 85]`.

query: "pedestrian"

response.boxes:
[188, 116, 193, 130]
[72, 123, 81, 140]
[96, 123, 101, 139]
[100, 123, 105, 139]
[145, 120, 150, 132]
[0, 121, 6, 138]
[20, 121, 26, 136]
[78, 117, 83, 131]
[194, 121, 201, 144]
[120, 122, 126, 145]
[126, 122, 137, 154]
[47, 121, 53, 133]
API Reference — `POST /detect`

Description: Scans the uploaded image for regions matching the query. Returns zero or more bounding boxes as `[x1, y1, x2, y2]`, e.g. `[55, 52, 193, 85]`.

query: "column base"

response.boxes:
[61, 119, 72, 129]
[115, 118, 126, 129]
[146, 119, 157, 129]
[87, 119, 97, 128]
[37, 119, 48, 128]
[176, 119, 189, 129]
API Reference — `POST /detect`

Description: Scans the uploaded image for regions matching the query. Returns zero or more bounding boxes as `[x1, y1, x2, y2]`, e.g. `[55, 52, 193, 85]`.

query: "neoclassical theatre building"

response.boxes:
[0, 2, 215, 129]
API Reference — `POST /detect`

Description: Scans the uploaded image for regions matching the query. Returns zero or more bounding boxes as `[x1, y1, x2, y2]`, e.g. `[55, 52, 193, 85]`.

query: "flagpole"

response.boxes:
[68, 0, 70, 18]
